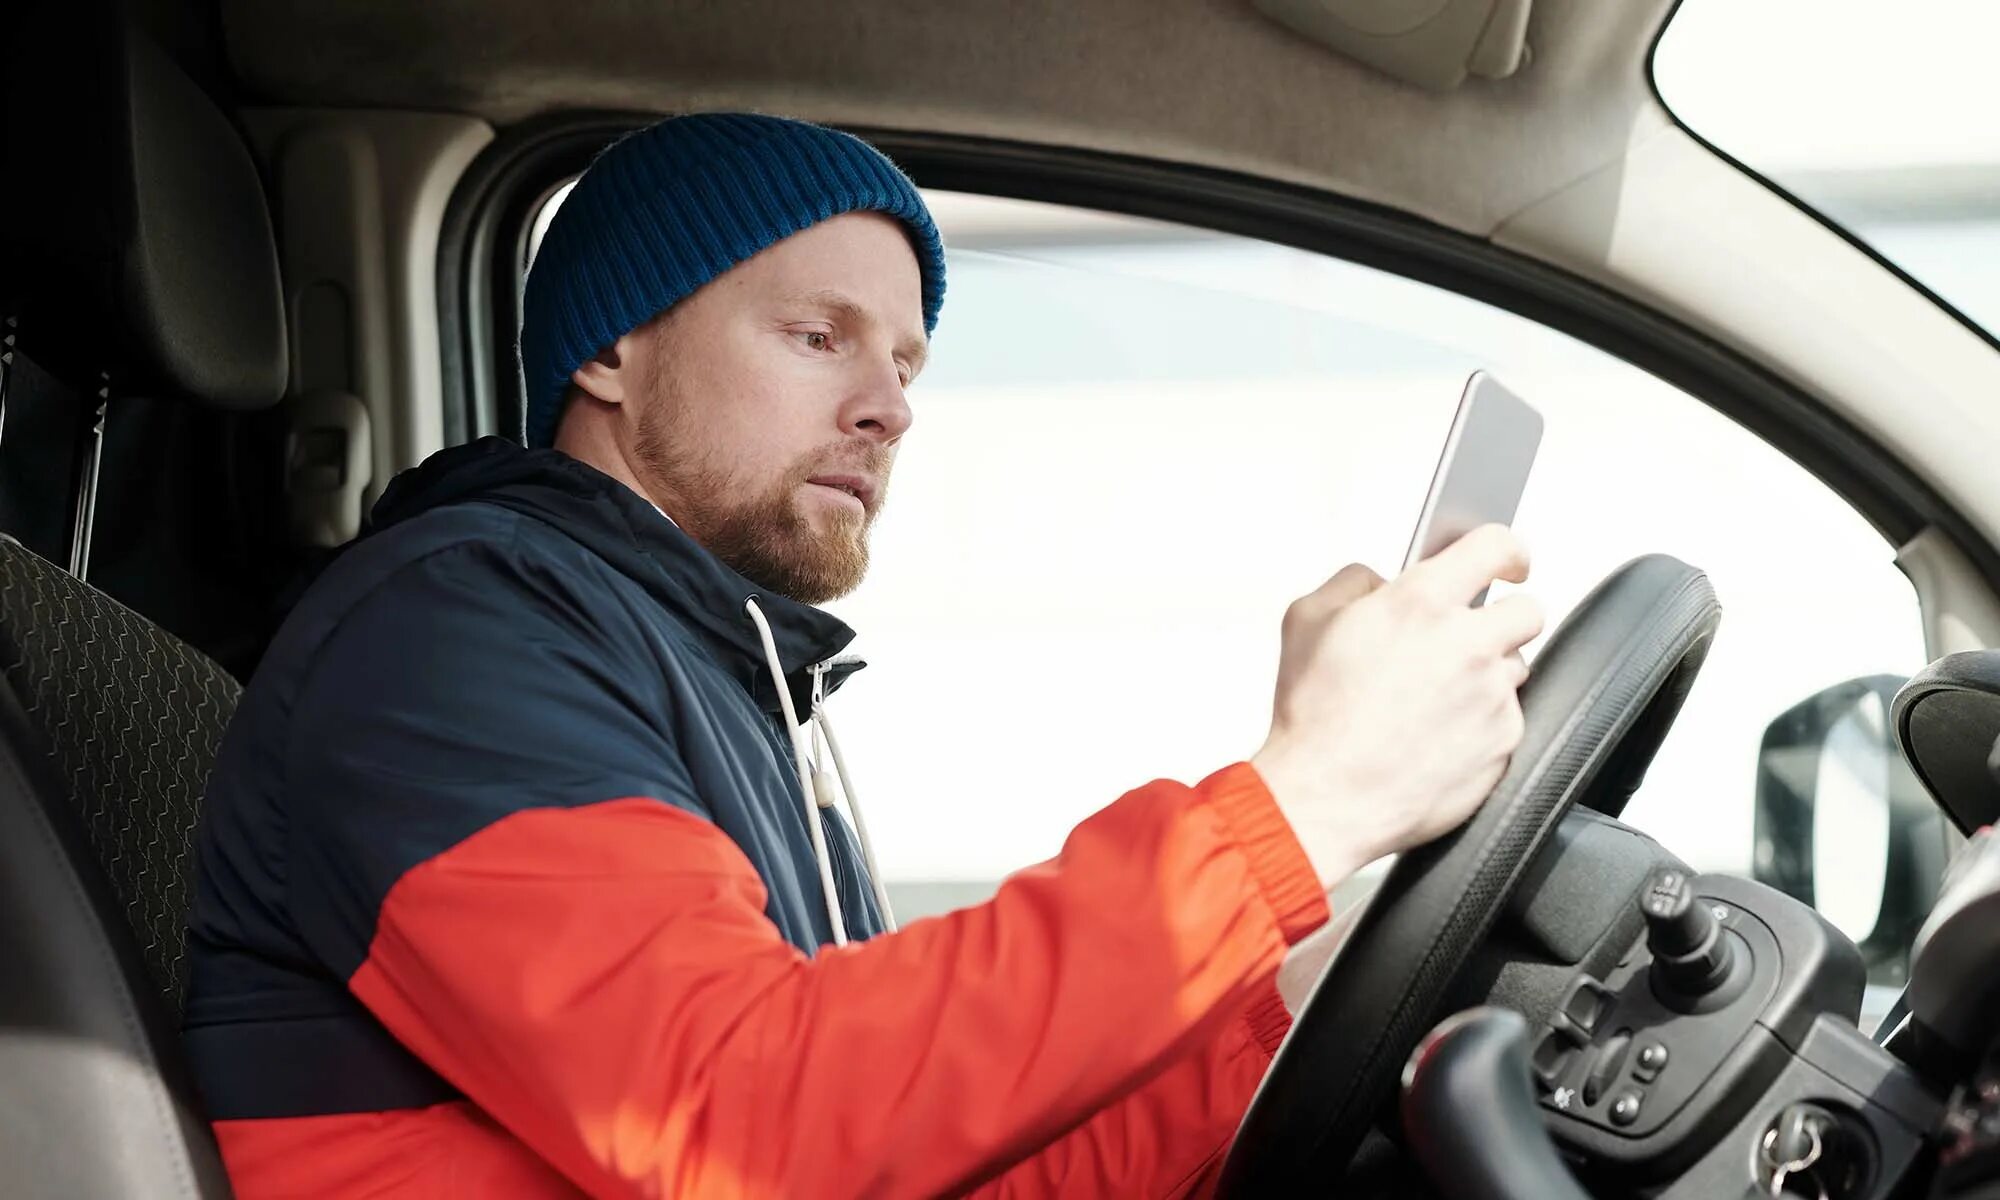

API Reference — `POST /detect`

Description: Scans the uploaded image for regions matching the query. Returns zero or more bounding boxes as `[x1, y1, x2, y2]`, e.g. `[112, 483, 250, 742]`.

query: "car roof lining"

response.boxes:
[218, 0, 1664, 242]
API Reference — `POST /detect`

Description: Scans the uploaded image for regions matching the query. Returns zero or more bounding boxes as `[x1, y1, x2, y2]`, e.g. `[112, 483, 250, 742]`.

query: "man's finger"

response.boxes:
[1310, 563, 1386, 612]
[1472, 593, 1545, 655]
[1407, 525, 1530, 605]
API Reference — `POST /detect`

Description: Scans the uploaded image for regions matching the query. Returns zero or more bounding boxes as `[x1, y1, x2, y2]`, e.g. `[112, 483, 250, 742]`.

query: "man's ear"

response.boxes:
[570, 331, 642, 407]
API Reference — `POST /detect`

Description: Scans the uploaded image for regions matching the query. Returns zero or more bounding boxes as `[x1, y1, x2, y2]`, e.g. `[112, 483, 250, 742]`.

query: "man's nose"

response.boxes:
[845, 362, 914, 442]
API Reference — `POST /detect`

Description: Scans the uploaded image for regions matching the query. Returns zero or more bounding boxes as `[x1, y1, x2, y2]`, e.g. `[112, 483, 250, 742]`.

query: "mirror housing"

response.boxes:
[1891, 650, 2000, 834]
[1755, 675, 1944, 984]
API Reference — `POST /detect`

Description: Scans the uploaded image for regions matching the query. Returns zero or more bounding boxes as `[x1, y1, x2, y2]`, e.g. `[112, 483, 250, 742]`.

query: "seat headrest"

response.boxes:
[2, 5, 286, 409]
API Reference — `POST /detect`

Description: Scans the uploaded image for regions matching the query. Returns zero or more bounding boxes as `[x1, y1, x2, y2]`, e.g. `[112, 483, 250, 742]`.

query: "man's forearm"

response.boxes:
[969, 981, 1293, 1199]
[348, 766, 1327, 1199]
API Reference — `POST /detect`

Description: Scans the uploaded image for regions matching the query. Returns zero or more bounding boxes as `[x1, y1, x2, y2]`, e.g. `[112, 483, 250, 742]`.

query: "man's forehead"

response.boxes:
[788, 283, 922, 330]
[767, 212, 913, 274]
[705, 214, 929, 348]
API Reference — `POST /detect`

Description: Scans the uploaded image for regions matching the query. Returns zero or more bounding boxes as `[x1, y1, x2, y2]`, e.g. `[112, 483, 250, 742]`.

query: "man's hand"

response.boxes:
[1252, 525, 1544, 890]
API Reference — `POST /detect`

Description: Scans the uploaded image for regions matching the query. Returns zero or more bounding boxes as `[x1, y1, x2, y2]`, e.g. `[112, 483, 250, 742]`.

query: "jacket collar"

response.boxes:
[368, 438, 862, 714]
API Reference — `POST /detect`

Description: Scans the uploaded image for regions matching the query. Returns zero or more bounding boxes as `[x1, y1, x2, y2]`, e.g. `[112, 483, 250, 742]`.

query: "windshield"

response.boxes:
[1654, 1, 2000, 341]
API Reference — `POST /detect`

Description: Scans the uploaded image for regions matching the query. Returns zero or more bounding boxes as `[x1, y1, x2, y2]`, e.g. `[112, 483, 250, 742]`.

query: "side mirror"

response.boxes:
[1754, 675, 1945, 985]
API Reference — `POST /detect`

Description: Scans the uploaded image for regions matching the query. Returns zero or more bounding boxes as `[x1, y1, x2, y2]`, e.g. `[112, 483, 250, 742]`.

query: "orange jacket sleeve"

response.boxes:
[968, 983, 1294, 1198]
[345, 763, 1326, 1198]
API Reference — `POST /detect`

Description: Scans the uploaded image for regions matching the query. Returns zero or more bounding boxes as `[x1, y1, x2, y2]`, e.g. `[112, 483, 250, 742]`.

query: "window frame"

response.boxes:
[435, 114, 2000, 595]
[1646, 0, 2000, 364]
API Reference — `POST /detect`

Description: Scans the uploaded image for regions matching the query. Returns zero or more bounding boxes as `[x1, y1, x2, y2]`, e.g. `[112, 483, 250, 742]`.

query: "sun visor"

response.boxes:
[1892, 652, 2000, 834]
[1253, 0, 1532, 91]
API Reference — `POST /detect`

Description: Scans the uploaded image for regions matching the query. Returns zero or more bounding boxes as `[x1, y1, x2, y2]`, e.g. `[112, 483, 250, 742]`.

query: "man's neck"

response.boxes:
[552, 423, 679, 529]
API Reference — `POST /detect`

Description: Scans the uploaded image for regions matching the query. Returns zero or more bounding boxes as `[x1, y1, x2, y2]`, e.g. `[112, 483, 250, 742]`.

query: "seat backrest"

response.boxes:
[0, 539, 243, 1010]
[0, 537, 241, 1197]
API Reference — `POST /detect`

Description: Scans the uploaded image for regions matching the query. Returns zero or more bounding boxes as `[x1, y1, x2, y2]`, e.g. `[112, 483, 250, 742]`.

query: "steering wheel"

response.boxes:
[1217, 554, 1722, 1195]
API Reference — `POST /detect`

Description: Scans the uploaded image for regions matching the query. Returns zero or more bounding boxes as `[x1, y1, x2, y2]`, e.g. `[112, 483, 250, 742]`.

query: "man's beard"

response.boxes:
[632, 396, 889, 605]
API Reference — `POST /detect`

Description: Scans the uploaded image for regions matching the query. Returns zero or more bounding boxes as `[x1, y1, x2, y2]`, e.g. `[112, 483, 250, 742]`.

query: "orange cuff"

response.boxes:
[1242, 982, 1295, 1056]
[1199, 762, 1329, 946]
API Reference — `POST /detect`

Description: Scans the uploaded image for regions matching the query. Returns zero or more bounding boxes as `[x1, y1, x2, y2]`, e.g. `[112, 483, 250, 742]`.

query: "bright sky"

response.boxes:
[833, 232, 1924, 907]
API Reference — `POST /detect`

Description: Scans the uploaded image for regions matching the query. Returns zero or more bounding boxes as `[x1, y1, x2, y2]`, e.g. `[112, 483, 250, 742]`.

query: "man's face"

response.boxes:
[602, 213, 928, 604]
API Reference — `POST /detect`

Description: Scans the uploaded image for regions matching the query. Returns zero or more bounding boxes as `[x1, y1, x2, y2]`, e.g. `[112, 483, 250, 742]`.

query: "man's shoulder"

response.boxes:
[266, 501, 675, 684]
[305, 504, 537, 612]
[334, 499, 649, 605]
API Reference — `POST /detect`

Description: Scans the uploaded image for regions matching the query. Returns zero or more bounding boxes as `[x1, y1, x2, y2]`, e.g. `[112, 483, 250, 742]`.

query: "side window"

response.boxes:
[826, 195, 1930, 984]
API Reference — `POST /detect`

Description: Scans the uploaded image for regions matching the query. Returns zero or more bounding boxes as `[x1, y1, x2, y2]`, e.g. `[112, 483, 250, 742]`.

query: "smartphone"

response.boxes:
[1401, 372, 1543, 597]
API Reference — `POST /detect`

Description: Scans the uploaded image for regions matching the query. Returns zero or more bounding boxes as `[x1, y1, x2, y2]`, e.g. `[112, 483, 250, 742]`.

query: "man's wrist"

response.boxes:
[1201, 762, 1332, 945]
[1247, 750, 1389, 891]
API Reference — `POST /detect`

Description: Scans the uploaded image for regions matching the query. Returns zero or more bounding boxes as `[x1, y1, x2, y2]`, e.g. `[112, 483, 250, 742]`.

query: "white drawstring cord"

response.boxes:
[744, 597, 849, 947]
[808, 669, 836, 811]
[811, 698, 898, 932]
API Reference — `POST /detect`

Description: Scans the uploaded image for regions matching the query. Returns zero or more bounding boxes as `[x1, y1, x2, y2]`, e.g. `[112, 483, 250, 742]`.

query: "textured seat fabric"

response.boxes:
[0, 536, 241, 1011]
[0, 0, 281, 1192]
[0, 536, 239, 1197]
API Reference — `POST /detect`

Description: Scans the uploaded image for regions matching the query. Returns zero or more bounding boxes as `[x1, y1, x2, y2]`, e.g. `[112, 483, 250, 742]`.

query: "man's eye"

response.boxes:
[800, 331, 832, 351]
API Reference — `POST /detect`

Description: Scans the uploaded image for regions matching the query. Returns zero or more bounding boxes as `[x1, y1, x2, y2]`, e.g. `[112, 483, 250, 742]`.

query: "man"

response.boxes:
[183, 112, 1541, 1197]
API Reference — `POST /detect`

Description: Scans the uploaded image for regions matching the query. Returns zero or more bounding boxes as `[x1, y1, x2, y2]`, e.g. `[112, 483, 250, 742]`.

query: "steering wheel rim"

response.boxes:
[1217, 554, 1722, 1196]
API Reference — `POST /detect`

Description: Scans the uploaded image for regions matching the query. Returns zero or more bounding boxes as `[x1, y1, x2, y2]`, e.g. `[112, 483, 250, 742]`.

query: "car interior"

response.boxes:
[5, 0, 2000, 1197]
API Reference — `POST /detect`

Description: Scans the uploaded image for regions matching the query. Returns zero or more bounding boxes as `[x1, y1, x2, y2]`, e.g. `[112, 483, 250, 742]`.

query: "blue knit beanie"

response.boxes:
[519, 113, 947, 448]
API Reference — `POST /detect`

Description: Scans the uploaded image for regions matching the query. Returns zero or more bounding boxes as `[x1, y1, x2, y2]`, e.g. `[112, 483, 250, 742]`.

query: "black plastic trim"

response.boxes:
[435, 114, 2000, 593]
[437, 116, 635, 446]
